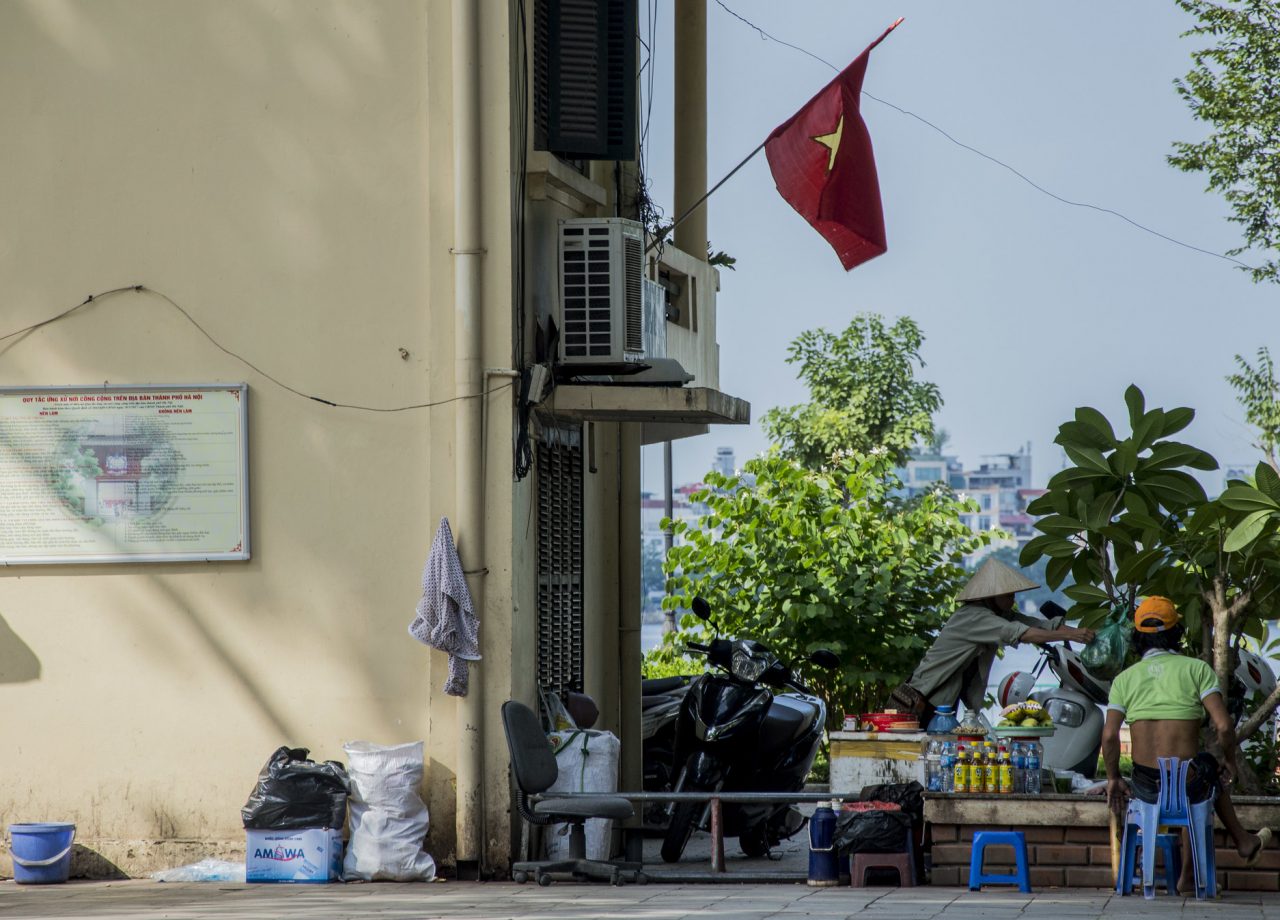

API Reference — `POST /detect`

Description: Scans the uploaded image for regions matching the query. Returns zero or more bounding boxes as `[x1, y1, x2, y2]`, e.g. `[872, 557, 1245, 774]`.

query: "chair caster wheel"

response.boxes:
[513, 871, 529, 884]
[635, 871, 648, 885]
[536, 872, 552, 886]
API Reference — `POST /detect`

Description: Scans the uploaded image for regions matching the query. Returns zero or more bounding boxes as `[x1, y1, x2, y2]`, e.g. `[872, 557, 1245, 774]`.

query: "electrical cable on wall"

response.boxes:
[0, 285, 513, 413]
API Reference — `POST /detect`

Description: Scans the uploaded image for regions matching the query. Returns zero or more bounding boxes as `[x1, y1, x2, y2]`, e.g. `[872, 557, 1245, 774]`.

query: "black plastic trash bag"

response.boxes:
[241, 746, 351, 830]
[834, 809, 913, 855]
[1080, 609, 1132, 681]
[858, 781, 924, 822]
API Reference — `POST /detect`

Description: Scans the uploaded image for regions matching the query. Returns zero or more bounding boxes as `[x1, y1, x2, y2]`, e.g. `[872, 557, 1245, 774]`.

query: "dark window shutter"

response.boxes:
[533, 0, 637, 161]
[536, 427, 584, 695]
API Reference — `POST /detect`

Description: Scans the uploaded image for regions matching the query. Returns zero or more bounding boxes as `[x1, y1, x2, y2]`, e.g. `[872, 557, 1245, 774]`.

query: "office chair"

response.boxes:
[501, 699, 644, 885]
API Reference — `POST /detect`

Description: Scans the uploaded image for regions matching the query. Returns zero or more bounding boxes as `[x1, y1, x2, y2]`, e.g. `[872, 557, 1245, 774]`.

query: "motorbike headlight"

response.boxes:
[1045, 698, 1085, 728]
[730, 648, 767, 682]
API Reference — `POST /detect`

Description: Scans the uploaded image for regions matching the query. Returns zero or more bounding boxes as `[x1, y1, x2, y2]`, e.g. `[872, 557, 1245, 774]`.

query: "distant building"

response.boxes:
[713, 446, 736, 478]
[896, 450, 966, 498]
[898, 442, 1042, 557]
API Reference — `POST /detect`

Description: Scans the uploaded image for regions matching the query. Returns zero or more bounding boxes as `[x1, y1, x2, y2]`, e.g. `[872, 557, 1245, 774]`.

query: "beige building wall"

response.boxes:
[0, 0, 517, 873]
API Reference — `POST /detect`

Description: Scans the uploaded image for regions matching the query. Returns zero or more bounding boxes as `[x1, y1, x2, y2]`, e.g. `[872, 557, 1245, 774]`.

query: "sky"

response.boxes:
[639, 0, 1276, 495]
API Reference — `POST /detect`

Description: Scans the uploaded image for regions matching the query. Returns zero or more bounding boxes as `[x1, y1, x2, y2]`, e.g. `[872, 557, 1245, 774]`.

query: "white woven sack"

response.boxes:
[545, 730, 621, 861]
[342, 740, 436, 881]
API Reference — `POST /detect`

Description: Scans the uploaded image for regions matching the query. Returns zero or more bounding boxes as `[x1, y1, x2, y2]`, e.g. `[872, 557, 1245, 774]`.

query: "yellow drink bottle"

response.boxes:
[997, 745, 1013, 794]
[953, 745, 969, 794]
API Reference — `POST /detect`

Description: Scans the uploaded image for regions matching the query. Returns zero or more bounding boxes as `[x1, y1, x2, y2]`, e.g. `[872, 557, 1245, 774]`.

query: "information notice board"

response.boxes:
[0, 384, 250, 564]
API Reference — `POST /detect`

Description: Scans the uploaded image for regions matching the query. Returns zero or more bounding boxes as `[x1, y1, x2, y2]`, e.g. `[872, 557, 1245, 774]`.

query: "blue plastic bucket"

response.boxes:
[9, 823, 75, 884]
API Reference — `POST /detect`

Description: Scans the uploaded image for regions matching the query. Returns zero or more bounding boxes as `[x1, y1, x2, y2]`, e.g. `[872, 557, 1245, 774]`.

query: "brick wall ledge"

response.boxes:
[925, 792, 1280, 833]
[926, 793, 1280, 891]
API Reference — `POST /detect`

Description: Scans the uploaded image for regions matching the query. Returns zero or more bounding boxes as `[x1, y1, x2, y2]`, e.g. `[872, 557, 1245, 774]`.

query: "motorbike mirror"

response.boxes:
[809, 649, 840, 669]
[691, 597, 713, 622]
[1040, 600, 1067, 620]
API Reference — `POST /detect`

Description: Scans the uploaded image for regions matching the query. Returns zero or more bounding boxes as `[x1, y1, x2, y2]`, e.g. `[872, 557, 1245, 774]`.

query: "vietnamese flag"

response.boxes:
[764, 21, 901, 271]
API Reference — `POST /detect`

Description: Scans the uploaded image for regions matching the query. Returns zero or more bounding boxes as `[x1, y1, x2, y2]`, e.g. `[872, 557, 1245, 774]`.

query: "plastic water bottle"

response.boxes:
[925, 741, 943, 792]
[807, 801, 839, 887]
[942, 743, 956, 793]
[1011, 742, 1026, 794]
[926, 704, 959, 735]
[1026, 742, 1042, 795]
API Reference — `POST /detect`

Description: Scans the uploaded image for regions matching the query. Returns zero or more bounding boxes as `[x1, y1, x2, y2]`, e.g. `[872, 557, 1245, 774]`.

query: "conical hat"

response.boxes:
[956, 557, 1039, 602]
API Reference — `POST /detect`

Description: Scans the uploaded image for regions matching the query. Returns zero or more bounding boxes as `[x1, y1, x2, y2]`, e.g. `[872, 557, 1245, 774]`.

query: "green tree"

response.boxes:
[659, 451, 993, 727]
[1169, 0, 1280, 283]
[1227, 347, 1280, 473]
[1020, 386, 1280, 785]
[641, 540, 666, 611]
[761, 314, 942, 469]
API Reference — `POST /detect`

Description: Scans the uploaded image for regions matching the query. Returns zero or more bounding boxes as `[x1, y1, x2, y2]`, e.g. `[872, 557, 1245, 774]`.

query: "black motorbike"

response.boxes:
[641, 674, 692, 829]
[660, 598, 840, 863]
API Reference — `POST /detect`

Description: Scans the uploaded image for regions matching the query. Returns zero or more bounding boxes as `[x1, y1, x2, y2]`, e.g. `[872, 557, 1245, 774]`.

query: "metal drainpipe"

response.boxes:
[451, 0, 485, 876]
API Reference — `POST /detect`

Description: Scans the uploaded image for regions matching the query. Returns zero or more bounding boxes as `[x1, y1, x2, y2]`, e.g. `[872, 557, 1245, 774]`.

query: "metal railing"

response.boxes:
[532, 789, 863, 875]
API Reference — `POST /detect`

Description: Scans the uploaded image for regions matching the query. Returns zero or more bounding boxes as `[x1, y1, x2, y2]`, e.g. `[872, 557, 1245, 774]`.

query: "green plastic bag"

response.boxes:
[1079, 608, 1132, 681]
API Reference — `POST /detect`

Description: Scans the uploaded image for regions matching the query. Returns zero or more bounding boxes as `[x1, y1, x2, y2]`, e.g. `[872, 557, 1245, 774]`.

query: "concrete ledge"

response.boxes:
[541, 386, 749, 425]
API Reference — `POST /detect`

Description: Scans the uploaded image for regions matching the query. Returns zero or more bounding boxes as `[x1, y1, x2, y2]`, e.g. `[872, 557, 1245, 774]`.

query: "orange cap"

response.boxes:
[1134, 596, 1181, 633]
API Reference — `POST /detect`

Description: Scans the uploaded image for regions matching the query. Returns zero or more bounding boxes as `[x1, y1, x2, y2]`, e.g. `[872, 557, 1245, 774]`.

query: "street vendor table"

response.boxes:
[829, 730, 925, 792]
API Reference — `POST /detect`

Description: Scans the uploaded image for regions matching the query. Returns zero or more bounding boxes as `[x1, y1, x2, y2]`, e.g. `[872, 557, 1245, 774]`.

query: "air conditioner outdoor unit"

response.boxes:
[557, 217, 649, 368]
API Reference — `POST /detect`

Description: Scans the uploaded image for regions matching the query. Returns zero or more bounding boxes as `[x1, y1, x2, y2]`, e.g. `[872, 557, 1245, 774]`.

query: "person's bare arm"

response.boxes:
[1021, 625, 1096, 645]
[1203, 690, 1237, 783]
[1101, 708, 1127, 815]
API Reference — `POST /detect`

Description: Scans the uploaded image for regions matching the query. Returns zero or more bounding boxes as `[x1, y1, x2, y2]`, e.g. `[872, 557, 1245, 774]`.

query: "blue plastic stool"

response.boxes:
[1117, 829, 1180, 896]
[968, 830, 1031, 893]
[1118, 757, 1216, 900]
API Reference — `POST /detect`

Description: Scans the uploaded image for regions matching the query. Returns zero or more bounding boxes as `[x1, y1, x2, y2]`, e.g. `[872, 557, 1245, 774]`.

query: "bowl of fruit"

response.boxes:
[992, 701, 1055, 737]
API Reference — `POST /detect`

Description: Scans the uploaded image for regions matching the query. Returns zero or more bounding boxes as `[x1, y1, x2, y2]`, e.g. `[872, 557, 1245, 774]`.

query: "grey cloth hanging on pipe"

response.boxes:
[408, 517, 481, 696]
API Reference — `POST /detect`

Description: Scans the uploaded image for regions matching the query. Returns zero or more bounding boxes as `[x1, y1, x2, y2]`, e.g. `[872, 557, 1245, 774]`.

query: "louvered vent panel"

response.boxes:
[532, 0, 637, 160]
[536, 428, 584, 695]
[605, 0, 630, 150]
[532, 0, 550, 150]
[623, 234, 643, 353]
[557, 1, 601, 138]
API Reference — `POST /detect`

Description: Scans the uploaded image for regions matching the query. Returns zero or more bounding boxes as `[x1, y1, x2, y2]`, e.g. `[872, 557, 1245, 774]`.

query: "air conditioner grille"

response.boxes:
[562, 237, 616, 358]
[624, 235, 643, 352]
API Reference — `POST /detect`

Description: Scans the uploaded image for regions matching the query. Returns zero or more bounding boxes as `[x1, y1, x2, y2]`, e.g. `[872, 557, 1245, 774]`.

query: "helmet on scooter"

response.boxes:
[997, 671, 1034, 708]
[1236, 648, 1277, 699]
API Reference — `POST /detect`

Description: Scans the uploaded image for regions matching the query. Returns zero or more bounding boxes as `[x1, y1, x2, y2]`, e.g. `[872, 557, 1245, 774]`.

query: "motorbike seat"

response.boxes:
[759, 695, 818, 749]
[642, 676, 687, 696]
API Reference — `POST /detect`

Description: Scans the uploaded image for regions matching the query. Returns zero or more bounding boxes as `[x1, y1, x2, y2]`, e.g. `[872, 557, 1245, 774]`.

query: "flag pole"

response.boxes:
[645, 139, 766, 253]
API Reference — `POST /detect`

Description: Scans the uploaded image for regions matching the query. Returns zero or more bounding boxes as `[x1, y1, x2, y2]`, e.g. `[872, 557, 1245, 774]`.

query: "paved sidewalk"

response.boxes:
[4, 881, 1280, 920]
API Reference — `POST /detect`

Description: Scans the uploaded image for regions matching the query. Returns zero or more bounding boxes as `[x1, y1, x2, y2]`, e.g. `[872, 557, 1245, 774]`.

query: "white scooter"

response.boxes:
[998, 602, 1278, 779]
[998, 640, 1111, 777]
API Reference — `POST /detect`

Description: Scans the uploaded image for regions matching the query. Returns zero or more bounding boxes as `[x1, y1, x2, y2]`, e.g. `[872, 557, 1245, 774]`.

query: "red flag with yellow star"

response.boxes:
[764, 21, 900, 271]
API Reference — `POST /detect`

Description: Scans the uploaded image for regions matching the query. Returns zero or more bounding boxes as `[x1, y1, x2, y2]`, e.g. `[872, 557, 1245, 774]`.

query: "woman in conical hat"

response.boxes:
[894, 557, 1095, 720]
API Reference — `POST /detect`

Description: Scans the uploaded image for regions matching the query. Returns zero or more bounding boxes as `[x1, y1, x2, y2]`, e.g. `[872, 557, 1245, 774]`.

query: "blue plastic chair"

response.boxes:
[968, 830, 1031, 893]
[1118, 757, 1215, 900]
[1116, 829, 1180, 896]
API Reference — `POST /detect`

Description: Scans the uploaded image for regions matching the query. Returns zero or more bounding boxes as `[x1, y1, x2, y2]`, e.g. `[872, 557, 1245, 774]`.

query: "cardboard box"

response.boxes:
[246, 827, 343, 883]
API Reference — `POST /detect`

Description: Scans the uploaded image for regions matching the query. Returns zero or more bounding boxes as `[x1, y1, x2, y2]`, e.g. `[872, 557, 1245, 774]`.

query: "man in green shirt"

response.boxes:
[897, 558, 1095, 720]
[1102, 596, 1271, 880]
